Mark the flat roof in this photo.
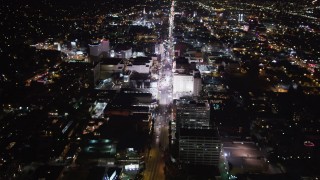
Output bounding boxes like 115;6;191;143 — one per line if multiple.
33;165;64;180
180;128;220;138
86;167;106;180
100;58;123;65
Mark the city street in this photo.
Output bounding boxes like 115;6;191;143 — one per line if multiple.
159;62;173;105
144;107;170;180
144;1;175;177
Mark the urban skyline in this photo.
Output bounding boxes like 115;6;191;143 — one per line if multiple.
0;0;320;179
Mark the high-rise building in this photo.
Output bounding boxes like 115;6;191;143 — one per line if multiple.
175;98;221;166
176;99;211;129
179;128;221;166
173;74;202;98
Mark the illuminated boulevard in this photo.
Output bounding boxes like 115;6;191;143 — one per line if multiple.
143;54;172;180
143;32;173;180
143;106;170;180
144;1;175;179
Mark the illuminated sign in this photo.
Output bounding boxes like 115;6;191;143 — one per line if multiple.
124;164;139;171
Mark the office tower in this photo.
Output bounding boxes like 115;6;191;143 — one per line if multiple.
175;98;221;166
176;99;211;129
179;128;221;166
